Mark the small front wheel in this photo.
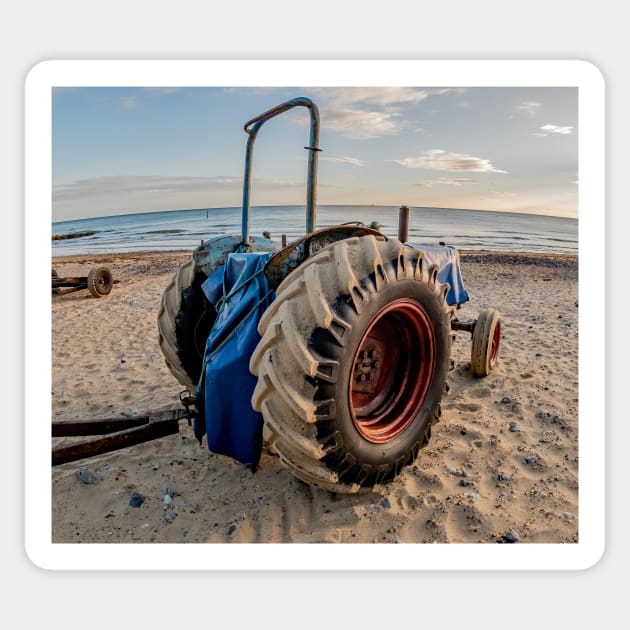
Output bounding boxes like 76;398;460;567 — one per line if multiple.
470;308;501;376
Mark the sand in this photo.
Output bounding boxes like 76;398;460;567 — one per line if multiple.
51;248;578;544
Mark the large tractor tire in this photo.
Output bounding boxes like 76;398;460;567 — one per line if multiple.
250;235;452;494
470;308;501;377
157;258;216;390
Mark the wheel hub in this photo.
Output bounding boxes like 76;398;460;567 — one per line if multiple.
349;299;436;444
353;345;383;392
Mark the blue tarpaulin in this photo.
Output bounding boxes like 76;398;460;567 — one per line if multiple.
193;252;274;470
192;243;468;471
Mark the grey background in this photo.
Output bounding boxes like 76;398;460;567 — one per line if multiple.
5;1;625;627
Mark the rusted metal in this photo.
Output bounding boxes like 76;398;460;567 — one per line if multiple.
451;318;476;334
52;408;192;466
242;97;321;245
52;275;87;288
264;225;386;290
52;266;118;298
349;299;436;444
192;234;279;279
398;205;410;243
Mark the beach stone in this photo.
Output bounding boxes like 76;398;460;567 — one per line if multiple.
509;422;519;432
365;503;375;513
524;456;537;465
129;491;145;508
381;497;392;509
76;467;99;485
227;524;237;536
120;410;135;418
499;530;520;543
501;396;512;404
535;352;543;357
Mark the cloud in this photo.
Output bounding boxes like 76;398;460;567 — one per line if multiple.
389;149;507;173
487;190;517;198
300;87;468;139
52;175;319;203
320;156;366;166
321;108;404;139
515;101;542;116
540;124;573;135
414;177;477;188
310;87;465;108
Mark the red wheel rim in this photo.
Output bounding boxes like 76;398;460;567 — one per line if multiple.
489;321;500;365
349;299;436;444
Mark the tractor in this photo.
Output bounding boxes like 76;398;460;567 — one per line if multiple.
156;97;501;494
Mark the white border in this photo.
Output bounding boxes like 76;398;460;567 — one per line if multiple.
25;59;605;571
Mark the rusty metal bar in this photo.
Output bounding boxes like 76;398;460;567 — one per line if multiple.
451;319;476;334
398;205;410;243
52;275;87;287
52;409;190;466
242;97;321;245
52;277;120;292
53;416;152;437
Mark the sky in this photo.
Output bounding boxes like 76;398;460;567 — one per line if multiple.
51;86;578;222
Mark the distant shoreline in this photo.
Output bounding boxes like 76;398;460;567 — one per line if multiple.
51;248;578;268
53;204;579;225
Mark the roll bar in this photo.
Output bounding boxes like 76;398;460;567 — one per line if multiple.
241;97;321;245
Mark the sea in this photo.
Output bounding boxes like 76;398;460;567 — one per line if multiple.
52;205;578;257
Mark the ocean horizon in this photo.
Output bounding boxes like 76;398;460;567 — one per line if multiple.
52;204;578;257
